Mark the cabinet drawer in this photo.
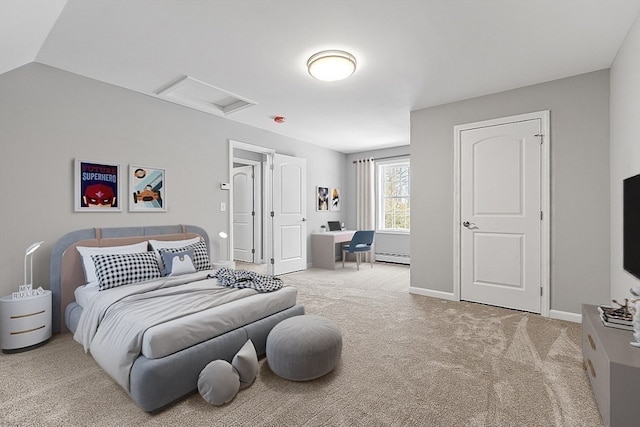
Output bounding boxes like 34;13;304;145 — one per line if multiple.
2;301;49;318
6;310;49;334
582;317;611;424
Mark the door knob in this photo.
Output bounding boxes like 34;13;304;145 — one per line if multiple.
302;218;307;222
462;221;475;228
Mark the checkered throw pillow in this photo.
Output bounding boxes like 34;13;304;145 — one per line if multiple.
91;251;162;291
158;240;212;272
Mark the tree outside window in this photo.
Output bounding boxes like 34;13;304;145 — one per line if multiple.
377;160;410;231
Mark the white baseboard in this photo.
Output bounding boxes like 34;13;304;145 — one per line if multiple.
409;289;583;323
549;309;582;323
409;286;456;301
375;253;410;265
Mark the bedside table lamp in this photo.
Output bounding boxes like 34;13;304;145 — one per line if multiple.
1;240;51;353
213;231;235;270
218;232;228;262
24;241;43;286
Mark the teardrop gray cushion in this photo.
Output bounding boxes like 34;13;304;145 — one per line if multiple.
232;339;258;389
198;360;240;405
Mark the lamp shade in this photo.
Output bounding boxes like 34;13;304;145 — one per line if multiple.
25;241;43;256
24;241;44;286
218;231;228;262
307;50;357;82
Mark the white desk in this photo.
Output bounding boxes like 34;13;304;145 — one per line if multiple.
311;230;356;270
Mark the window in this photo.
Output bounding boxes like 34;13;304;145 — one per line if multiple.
377;159;410;232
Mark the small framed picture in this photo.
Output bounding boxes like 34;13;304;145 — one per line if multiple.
317;186;329;211
75;159;121;212
330;187;341;211
129;165;166;212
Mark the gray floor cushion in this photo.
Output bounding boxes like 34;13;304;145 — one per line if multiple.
266;314;342;381
198;360;239;405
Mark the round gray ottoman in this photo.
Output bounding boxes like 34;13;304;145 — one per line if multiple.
266;315;342;381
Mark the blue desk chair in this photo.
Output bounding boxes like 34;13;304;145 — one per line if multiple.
342;230;375;270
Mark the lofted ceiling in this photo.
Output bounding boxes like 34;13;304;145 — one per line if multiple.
1;0;639;153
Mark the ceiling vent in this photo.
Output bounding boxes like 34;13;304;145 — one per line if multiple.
156;76;256;116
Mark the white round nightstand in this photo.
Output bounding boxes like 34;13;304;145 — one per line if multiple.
0;290;52;353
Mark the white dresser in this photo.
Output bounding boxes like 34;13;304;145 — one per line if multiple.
0;290;52;353
582;304;640;426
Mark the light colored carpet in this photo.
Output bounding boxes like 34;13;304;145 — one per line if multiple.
0;262;602;426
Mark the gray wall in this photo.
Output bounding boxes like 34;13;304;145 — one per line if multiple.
0;63;345;298
610;13;640;301
410;70;610;315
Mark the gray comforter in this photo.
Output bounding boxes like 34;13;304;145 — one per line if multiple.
74;271;257;392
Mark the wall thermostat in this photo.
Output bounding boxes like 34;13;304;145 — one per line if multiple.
220;183;230;190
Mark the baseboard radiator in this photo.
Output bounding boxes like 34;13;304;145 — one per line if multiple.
374;251;410;265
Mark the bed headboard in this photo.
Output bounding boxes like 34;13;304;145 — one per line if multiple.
50;224;209;333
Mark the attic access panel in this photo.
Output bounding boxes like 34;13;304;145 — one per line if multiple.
157;76;256;116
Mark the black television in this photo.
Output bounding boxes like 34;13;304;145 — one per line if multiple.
623;173;640;279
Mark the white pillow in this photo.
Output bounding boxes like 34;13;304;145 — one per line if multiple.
149;237;202;250
150;236;203;269
77;241;149;288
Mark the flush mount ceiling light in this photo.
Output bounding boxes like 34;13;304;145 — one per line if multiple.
307;50;357;82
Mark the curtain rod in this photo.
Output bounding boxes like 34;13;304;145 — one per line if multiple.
352;154;409;164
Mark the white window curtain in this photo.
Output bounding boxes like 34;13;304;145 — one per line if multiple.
355;158;375;230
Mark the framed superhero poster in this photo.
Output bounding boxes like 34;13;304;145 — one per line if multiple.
129;165;166;212
74;159;121;212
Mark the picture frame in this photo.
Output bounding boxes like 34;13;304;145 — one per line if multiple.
317;186;329;211
75;159;121;212
129;165;166;212
330;187;341;211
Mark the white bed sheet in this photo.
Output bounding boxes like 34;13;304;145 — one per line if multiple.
141;286;297;359
74;285;100;309
75;279;297;360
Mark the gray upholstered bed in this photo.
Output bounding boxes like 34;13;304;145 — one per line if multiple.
50;224;304;412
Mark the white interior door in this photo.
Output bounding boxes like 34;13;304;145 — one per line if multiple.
233;165;254;263
272;153;307;275
460;118;542;313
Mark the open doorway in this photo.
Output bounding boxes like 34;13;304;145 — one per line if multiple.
228;141;308;276
230;141;273;275
232;157;262;264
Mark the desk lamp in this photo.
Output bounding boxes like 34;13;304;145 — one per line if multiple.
24;241;44;286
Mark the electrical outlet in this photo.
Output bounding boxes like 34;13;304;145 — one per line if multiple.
220;202;226;211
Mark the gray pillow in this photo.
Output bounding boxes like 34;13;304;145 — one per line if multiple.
232;339;258;389
198;360;240;405
160;248;196;276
